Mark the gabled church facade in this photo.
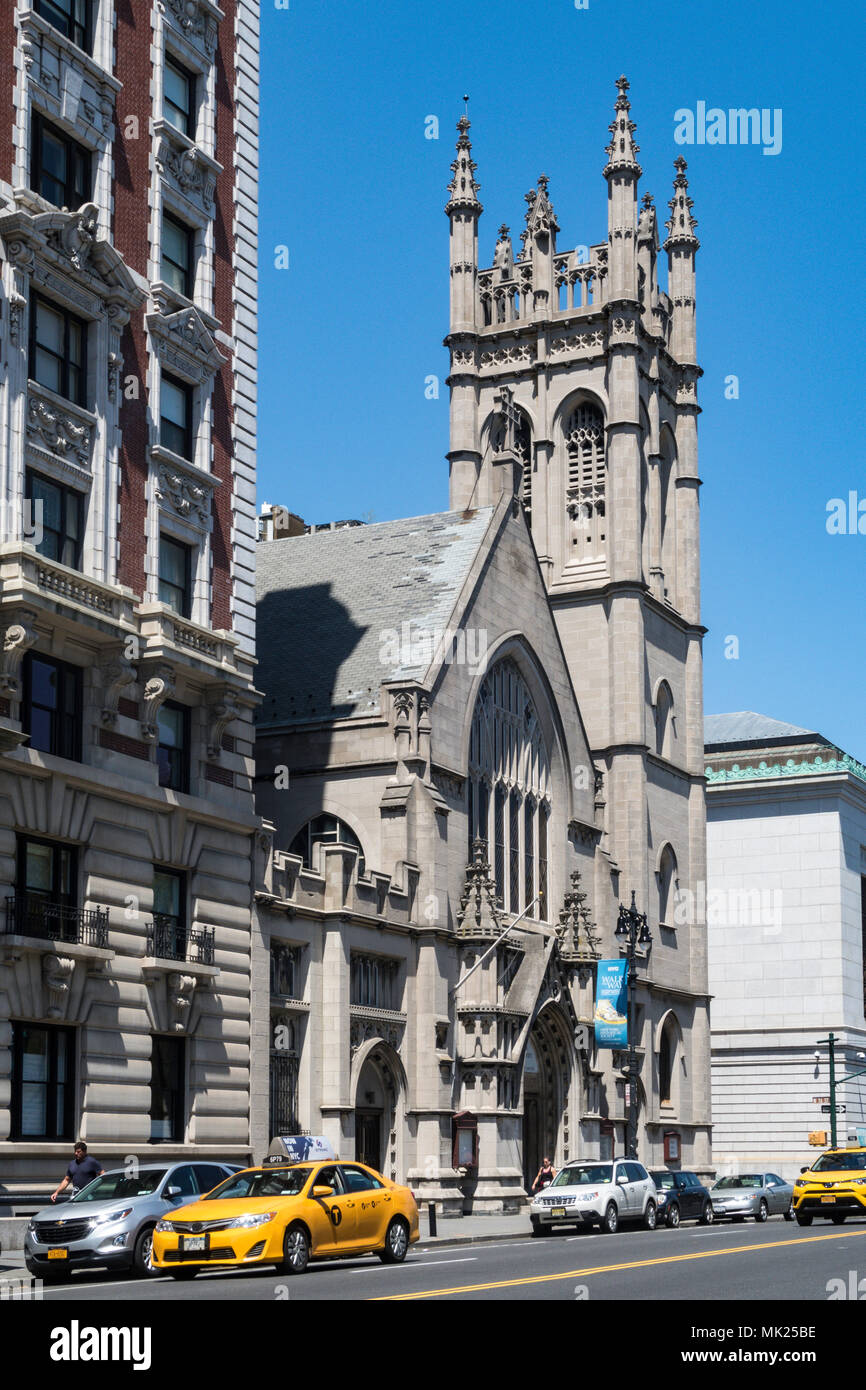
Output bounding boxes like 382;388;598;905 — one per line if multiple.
252;79;712;1211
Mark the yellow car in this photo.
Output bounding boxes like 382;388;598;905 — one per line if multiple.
151;1159;419;1277
793;1146;866;1226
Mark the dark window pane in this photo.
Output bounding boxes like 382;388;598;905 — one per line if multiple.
164;61;193;135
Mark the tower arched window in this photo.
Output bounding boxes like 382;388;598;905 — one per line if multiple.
467;658;551;919
565;401;606;562
289;815;365;877
659;1015;678;1106
654;681;674;759
658;844;678;927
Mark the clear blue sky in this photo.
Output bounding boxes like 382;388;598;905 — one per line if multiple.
257;0;866;760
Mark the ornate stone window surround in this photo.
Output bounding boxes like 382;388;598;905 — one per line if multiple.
0;205;143;582
15;4;120;239
157;0;223;69
155;7;220;163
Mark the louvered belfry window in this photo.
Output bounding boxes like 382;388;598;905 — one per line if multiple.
467;659;551;920
565;402;606;560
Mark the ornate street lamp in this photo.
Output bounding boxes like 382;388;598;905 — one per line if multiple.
615;891;652;1159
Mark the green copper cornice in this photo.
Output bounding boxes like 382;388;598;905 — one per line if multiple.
705;752;866;788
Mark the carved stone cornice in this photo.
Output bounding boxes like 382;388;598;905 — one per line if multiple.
154;121;221;215
0;206;144;323
158;0;223;58
153;451;216;528
140;663;177;742
18;9;120;145
27;385;95;472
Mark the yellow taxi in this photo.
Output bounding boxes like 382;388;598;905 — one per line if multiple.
793;1145;866;1226
151;1159;419;1277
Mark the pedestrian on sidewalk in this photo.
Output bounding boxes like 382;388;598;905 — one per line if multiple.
531;1157;556;1193
50;1141;103;1203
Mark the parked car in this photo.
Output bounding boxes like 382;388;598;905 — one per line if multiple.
24;1161;238;1282
151;1160;420;1277
530;1159;658;1235
793;1145;866;1225
650;1170;714;1227
710;1173;794;1223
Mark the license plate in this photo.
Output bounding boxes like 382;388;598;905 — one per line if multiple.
47;1248;68;1260
821;1195;835;1204
550;1206;566;1216
180;1235;208;1252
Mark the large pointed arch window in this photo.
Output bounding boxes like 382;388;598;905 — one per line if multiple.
467;659;551;919
565;401;606;561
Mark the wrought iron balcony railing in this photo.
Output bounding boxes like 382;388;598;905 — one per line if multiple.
146;914;215;966
5;896;108;947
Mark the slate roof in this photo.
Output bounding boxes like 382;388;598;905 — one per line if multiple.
704;711;819;749
255;508;494;728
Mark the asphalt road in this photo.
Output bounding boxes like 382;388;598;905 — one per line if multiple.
17;1215;866;1302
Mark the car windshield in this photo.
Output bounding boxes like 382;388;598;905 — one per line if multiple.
70;1170;168;1202
810;1152;866;1172
651;1172;675;1190
714;1175;763;1189
552;1164;613;1187
203;1167;313;1200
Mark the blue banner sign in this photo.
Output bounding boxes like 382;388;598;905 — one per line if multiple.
594;960;628;1048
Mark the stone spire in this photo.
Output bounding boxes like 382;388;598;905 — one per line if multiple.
603;75;642;178
456;838;503;940
521;174;559;317
663;156;699;250
445;115;483;216
556;870;601;965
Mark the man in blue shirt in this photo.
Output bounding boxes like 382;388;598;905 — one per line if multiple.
51;1141;104;1202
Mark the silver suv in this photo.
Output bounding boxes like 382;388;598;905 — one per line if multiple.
25;1161;238;1281
530;1159;658;1235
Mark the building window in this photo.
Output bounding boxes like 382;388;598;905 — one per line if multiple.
16;834;77;927
269;1018;299;1136
153;867;185;932
350;954;399;1011
22;653;82;761
158;534;192;617
658;845;678;927
655;681;674;759
31;115;92;209
161;213;194;298
29;295;87;407
156;702;189;793
150;1037;185;1142
659;1017;677;1105
289;815;365;876
35;0;92;53
160;374;193;460
26;471;83;570
164;57;196;136
467;658;552;920
565;401;606;561
11;1022;75;1141
270;942;300;998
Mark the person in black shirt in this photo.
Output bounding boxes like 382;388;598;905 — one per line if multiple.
51;1141;104;1202
531;1157;556;1193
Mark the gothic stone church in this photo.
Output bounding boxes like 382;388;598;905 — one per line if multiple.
252;79;711;1211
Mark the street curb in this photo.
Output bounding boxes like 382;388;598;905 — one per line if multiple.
415;1231;533;1252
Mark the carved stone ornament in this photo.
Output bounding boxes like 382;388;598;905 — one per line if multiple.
206;687;241;757
46;203;98;272
456;839;504;941
27;391;92;465
147;305;227;382
0;612;39;700
160;0;220;54
169;972;197;1032
141;664;177;741
155;462;211;525
99;648;138;726
556;869;601;965
8;293;27;344
43;953;75;1020
155;136;217;208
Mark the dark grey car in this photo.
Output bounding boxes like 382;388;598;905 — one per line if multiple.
710;1172;795;1223
25;1161;238;1281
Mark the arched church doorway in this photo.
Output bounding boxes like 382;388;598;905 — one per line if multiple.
351;1041;406;1180
521;1005;574;1191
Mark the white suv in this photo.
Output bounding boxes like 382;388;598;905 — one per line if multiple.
530;1160;658;1235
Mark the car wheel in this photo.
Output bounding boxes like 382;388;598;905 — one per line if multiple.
283;1223;310;1276
601;1202;618;1235
700;1201;714;1226
783;1201;795;1222
132;1226;157;1277
755;1200;769;1224
643;1200;657;1231
795;1211;813;1227
379;1217;410;1264
168;1266;199;1280
831;1214;847;1225
665;1202;681;1229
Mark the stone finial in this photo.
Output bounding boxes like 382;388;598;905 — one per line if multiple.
555;869;601;964
663;157;699;250
456;838;502;939
446;115;483;216
604;74;641;178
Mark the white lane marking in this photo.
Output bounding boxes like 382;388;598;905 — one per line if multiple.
352;1256;477;1274
43;1276;173;1295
